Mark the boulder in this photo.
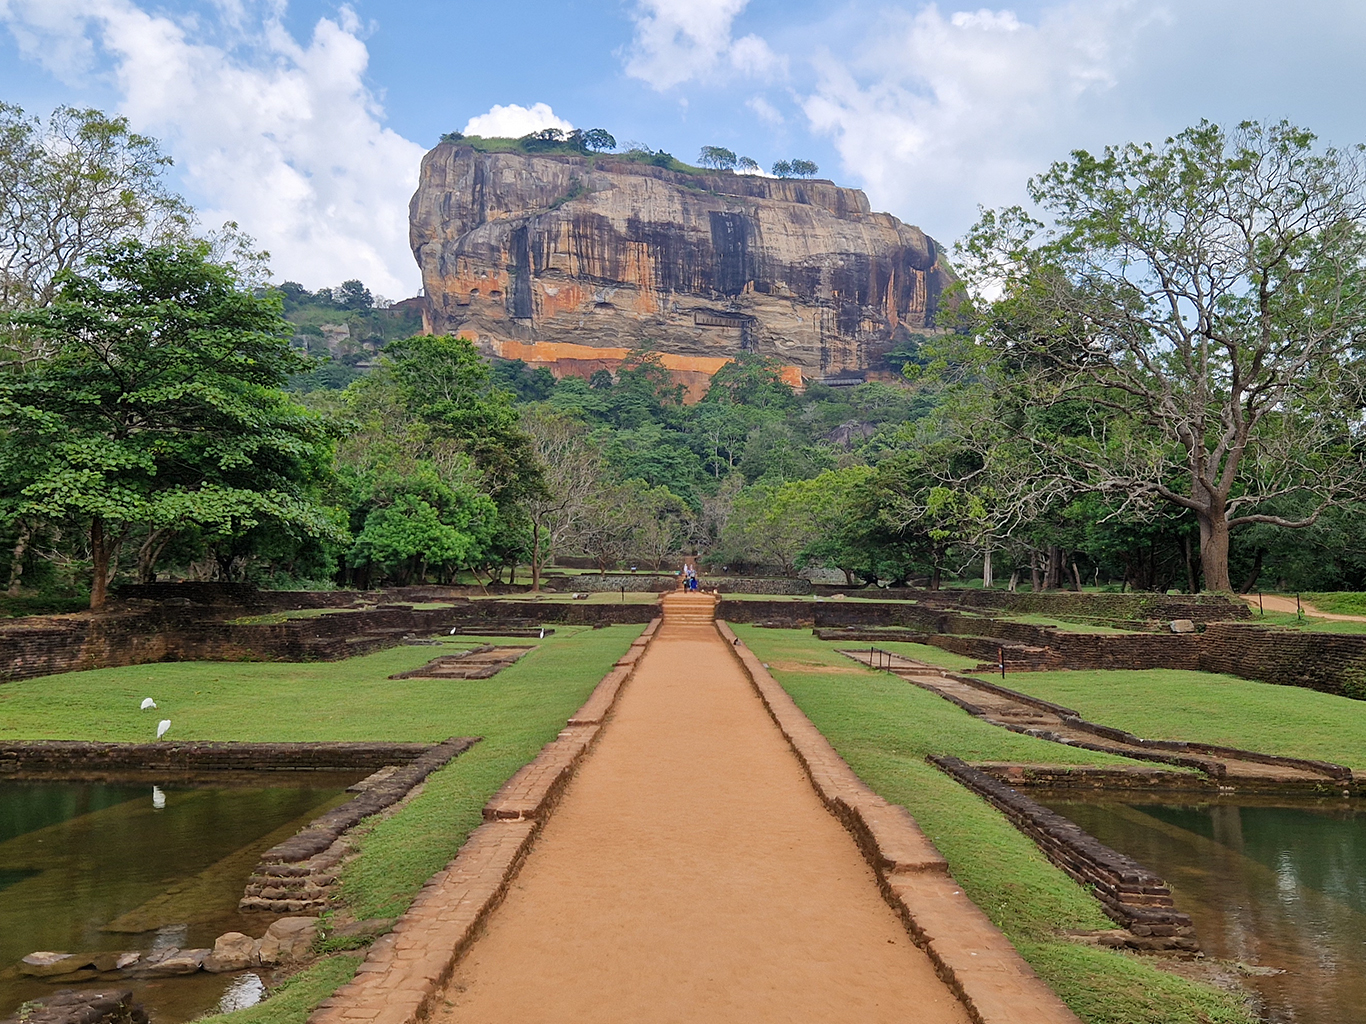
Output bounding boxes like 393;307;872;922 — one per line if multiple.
1169;619;1197;633
255;917;319;965
203;932;256;973
19;952;80;977
135;949;208;976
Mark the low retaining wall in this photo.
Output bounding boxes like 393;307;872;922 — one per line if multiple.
241;737;479;914
0;740;436;777
930;757;1197;951
717;620;1084;1024
307;619;661;1024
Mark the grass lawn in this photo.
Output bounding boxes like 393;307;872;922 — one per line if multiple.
735;626;1256;1024
2;625;640;1024
1239;608;1366;633
999;613;1140;635
1304;592;1366;615
832;638;985;672
983;667;1366;773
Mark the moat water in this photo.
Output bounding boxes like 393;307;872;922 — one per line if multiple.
0;775;357;1023
1038;792;1366;1024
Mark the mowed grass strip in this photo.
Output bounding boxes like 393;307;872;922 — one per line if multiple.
981;666;1366;773
4;625;641;1024
734;626;1256;1024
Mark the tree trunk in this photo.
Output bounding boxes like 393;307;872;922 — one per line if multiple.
1007;569;1019;592
1183;533;1199;594
530;520;542;593
1044;545;1061;589
90;518;110;609
1030;550;1041;592
982;543;993;589
1239;549;1265;594
1197;509;1233;593
7;522;30;597
1070;559;1083;592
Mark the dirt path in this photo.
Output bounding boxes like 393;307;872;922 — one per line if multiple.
1241;593;1366;622
434;602;972;1023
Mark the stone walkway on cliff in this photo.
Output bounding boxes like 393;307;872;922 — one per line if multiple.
433;593;974;1023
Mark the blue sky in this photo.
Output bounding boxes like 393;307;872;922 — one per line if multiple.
3;0;1366;296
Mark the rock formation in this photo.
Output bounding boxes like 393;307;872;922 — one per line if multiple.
408;144;952;396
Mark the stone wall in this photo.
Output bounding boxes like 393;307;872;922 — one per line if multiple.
0;599;660;683
931;756;1197;951
0;740;436;776
1199;623;1366;699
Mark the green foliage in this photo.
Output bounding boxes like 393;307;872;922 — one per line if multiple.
0;242;344;604
698;146;738;170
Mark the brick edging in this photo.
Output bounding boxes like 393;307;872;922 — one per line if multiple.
716;620;1083;1024
308;618;661;1024
930;757;1197;952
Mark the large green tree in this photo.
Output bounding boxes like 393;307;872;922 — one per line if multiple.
0;242;342;607
960;120;1366;591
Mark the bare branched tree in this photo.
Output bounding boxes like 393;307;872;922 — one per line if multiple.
959;120;1366;591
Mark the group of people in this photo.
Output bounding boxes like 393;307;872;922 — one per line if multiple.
681;564;701;591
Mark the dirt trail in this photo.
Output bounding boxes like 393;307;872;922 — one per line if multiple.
435;598;972;1024
1241;593;1366;622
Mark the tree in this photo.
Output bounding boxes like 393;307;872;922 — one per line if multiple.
703;353;796;411
737;157;760;173
336;279;373;311
568;128;616;153
789;159;819;178
771;160;792;178
347;466;496;585
959;120;1366;592
698;146;738;170
522;409;602;590
0;242;343;607
0;104;191;349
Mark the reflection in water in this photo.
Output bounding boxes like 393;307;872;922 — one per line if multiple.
217;971;265;1013
1039;794;1366;1024
0;776;356;1024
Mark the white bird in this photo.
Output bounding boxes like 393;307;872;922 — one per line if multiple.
156;719;171;739
538;628;545;639
140;697;157;710
449;627;457;635
151;786;166;810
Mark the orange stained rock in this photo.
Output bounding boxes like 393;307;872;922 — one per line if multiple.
434;611;973;1024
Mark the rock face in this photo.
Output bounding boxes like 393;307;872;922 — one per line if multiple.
409;145;953;395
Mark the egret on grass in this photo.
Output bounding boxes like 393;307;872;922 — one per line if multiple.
140;697;157;710
157;719;171;739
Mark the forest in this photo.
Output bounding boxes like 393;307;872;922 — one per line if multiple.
2;105;1364;609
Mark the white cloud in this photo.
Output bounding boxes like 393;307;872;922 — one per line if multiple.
0;0;426;296
462;102;573;139
623;0;785;90
746;95;784;125
802;2;1160;241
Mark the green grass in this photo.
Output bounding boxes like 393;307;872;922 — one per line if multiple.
1304;591;1366;615
834;638;984;672
1;625;640;1024
1000;613;1140;635
1241;609;1366;633
196;955;363;1024
983;667;1366;773
736;626;1256;1024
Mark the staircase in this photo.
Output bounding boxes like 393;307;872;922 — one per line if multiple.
659;591;720;626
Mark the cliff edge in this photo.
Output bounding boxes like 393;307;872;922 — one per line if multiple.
409;144;952;394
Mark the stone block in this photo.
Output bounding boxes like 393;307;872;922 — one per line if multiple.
19;952;80;977
1170;619;1196;633
204;932;256;972
257;917;319;965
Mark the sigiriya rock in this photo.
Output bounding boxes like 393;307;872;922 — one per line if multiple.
408;143;953;396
